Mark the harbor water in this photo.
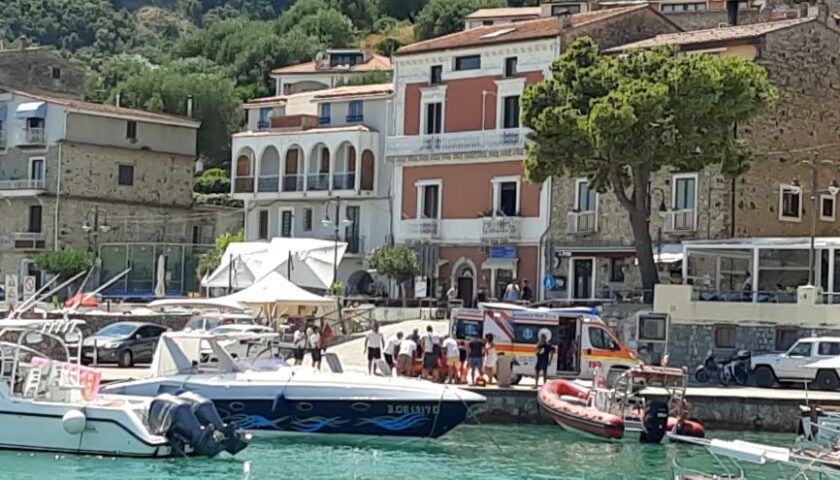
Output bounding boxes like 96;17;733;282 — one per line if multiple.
0;426;800;480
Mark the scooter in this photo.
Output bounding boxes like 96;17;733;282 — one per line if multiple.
694;350;751;386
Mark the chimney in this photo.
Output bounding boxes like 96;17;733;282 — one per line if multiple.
817;0;830;23
558;9;573;28
726;0;739;25
186;95;194;118
115;92;121;108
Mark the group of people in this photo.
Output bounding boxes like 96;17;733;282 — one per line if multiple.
291;325;324;370
364;322;501;386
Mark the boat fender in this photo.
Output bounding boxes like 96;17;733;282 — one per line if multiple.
62;409;86;435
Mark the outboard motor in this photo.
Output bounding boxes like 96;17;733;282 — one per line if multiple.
178;391;249;455
639;400;669;444
148;393;249;457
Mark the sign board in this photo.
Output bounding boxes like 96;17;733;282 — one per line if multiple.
414;276;428;298
543;275;557;291
4;274;18;305
489;246;518;259
22;276;37;298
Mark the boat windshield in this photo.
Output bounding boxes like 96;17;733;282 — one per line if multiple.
97;323;137;337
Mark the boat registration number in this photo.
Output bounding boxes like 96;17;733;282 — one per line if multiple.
387;405;440;415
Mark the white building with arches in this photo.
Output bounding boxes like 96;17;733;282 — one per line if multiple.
231;84;395;294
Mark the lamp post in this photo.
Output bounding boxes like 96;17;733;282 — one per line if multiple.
649;187;669;262
81;206;111;260
793;153;840;285
322;196;352;293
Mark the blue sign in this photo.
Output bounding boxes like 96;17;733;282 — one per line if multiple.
543;275;557;290
522;328;535;341
489;246;517;259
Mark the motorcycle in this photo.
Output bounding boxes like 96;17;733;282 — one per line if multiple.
694;350;751;386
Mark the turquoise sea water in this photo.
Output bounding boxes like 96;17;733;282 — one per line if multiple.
0;426;801;480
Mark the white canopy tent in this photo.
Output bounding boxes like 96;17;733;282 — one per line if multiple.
201;238;347;291
219;272;336;318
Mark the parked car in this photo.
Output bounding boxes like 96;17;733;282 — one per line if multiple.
82;322;169;367
751;337;840;390
182;314;255;332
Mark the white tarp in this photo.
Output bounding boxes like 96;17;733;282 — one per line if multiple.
147;297;249;313
201;237;347;291
222;272;335;309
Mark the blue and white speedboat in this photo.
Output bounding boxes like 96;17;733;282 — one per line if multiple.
101;332;486;438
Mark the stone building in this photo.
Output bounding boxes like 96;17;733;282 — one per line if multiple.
0;88;241;299
0;46;85;97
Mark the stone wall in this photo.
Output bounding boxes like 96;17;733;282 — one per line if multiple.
0;47;84;97
663;9;762;31
566;7;683;50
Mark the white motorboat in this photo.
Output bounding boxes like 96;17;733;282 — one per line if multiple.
102;332;486;438
0;323;249;458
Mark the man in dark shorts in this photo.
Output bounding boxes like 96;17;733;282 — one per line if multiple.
421;325;439;380
364;322;385;375
468;336;485;385
535;333;554;389
309;326;323;370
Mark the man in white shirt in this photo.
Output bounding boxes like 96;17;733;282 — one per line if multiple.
442;336;461;384
397;336;417;376
421;325;440;380
364;322;385;375
292;327;307;365
384;331;403;372
309;326;322;370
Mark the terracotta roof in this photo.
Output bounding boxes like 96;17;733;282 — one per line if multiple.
396;5;652;55
311;83;393;100
4;87;200;128
466;7;541;19
244;95;287;106
604;17;813;51
271;52;392;75
233;125;372;138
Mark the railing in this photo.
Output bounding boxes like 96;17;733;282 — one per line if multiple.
386;128;527;157
319;116;331;126
694;289;798;304
567;211;597;234
24;127;45;145
405;218;440;239
307;173;329;191
233;177;254;193
666;209;696;233
283;174;304;192
346;114;364;123
481;216;521;241
257;120;270;130
0;179;45;190
332;172;356;190
11;232;46;250
257;175;279;192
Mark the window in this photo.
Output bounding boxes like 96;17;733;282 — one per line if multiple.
257;210;269;240
303;208;313;232
714;325;736;349
455;318;484;340
482;20;494;26
454;55;481;71
576;179;597;212
319;103;331;125
673;174;697;211
776;328;800;352
821;194;835;221
425;102;443;134
347;101;363;122
51;67;61;80
494;180;519;217
430;65;443;85
28;205;42;233
638;315;667;341
29;157;44;181
502;95;520;129
280;210;293;237
779;184;802;221
27;117;44;130
126;120;137;141
610;258;626;283
819;342;840;356
418;183;440;219
504;57;518;77
588;327;619;350
514;323;557;345
192;225;200;244
787;340;812;357
258;107;271;129
329;53;364;67
118;165;134;186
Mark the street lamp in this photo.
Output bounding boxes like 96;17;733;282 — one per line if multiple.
794;154;839;285
81;206;111;259
322;197;352;293
649;187;669;262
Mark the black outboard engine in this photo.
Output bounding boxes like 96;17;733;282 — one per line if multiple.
178;391;249;455
148;393;250;457
639;400;669;443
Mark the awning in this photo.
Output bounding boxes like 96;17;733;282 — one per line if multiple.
481;258;518;270
16;102;46;119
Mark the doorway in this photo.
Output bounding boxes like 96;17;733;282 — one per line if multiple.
556;316;580;375
571;258;594;299
455;264;475;307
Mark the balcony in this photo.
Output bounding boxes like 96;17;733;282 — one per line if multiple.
233;177;254;193
405;218;441;240
0;179;45;191
346;114;364;123
481;216;521;242
11;232;46;251
307;173;329;191
568;211;597;235
269;115;320;130
387;128;526;157
332;172;356;190
283;174;304;192
665;209;696;233
23;127;45;146
257;175;279;192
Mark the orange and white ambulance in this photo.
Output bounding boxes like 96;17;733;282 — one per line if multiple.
451;303;640;383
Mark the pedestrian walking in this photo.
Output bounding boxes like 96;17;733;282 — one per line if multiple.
364;322;385;375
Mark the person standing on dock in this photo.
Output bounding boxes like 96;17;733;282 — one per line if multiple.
468;336;485;385
365;322;385;375
484;334;497;385
397;335;417;376
535;333;554;389
421;325;440;380
293;326;307;366
309;326;323;370
384;331;402;373
443;335;460;384
521;280;533;303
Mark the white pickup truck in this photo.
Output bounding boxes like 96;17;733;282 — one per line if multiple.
751;337;840;390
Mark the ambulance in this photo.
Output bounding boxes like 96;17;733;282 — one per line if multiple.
451;303;640;384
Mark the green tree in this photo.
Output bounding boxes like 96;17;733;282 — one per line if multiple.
369;246;419;306
381;0;427;21
290;8;355;49
330;0;379;31
194;167;231;194
522;37;777;295
375;37;404;56
34;250;94;278
415;0;505;40
199;229;245;276
84;54;154;103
